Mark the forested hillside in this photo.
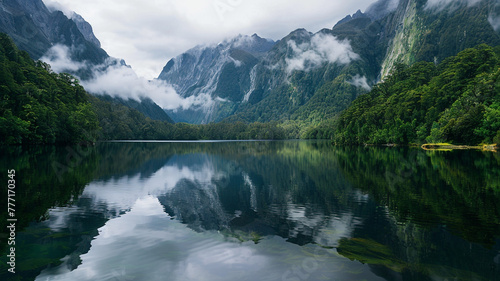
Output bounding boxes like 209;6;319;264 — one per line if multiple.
3;0;500;145
91;92;286;141
330;44;500;145
0;32;286;144
0;34;100;145
163;0;500;133
0;0;109;77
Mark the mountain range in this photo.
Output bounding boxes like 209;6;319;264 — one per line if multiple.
0;0;173;123
1;0;500;140
0;0;107;69
159;34;276;123
159;0;500;126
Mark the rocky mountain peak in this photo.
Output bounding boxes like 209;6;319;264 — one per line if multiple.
365;0;402;20
71;12;101;48
0;0;108;65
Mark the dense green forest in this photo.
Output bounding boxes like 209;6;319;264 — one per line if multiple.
0;34;100;145
0;33;285;144
90;94;286;141
307;44;500;145
2;31;499;145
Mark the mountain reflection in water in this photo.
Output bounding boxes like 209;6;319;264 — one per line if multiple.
0;141;499;281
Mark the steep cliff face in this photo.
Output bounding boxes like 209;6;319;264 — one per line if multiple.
0;0;52;58
157;0;500;126
0;0;108;64
0;0;175;122
379;0;421;78
71;13;101;49
381;0;500;78
158;34;276;124
226;18;383;124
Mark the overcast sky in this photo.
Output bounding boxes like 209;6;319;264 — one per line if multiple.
42;0;377;79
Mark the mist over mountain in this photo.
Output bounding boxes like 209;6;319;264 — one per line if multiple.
0;0;181;122
158;0;500;127
158;34;276;123
0;0;107;67
1;0;499;137
365;0;399;20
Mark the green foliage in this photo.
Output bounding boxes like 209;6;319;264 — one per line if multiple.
0;33;285;143
0;34;100;145
415;0;500;64
334;44;500;145
90;94;287;141
225;33;373;128
95;95;174;123
292;74;366;124
0;110;31;144
335;146;500;246
337;238;406;272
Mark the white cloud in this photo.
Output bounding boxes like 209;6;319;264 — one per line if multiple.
365;0;400;19
42;0;75;19
82;61;179;110
231;58;243;67
285;33;359;73
348;74;371;91
83;62;218;111
41;45;216;111
41;0;376;79
490;15;500;31
424;0;481;12
385;0;399;11
490;7;500;32
40;44;85;73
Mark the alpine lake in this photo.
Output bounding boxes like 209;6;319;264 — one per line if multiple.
1;140;499;281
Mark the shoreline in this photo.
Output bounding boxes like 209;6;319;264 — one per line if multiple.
421;143;498;152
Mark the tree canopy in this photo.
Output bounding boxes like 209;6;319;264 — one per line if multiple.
331;44;500;145
0;33;99;145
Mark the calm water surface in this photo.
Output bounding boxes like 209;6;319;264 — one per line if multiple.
1;141;499;281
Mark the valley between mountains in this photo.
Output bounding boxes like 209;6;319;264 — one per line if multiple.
1;0;499;145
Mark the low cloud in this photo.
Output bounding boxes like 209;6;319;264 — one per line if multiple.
231;58;243;67
490;15;500;31
83;61;184;110
366;0;400;20
285;33;359;73
41;45;215;111
424;0;481;12
43;0;377;79
425;0;500;32
490;2;500;32
386;0;399;12
348;75;371;91
40;45;85;73
43;0;75;19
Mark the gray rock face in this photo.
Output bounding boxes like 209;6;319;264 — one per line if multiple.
0;0;107;64
0;0;175;123
158;34;276;124
157;0;500;125
72;12;101;49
